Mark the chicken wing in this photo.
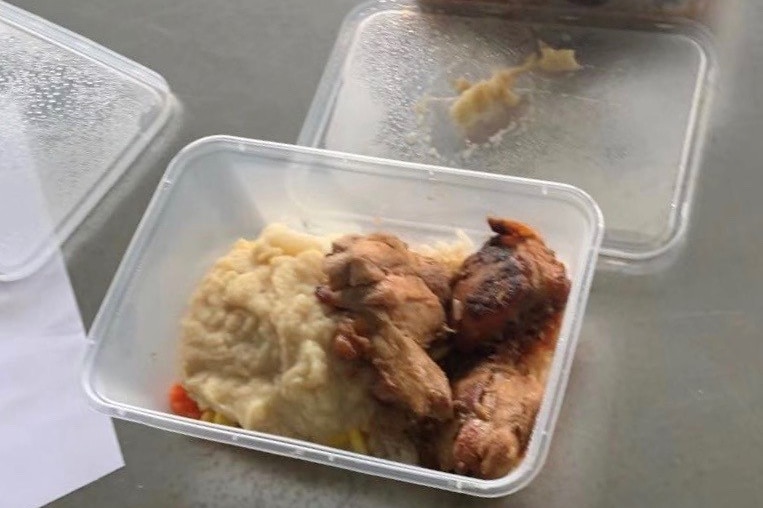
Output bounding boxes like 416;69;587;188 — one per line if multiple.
317;233;453;421
325;232;452;307
451;217;570;351
433;314;562;479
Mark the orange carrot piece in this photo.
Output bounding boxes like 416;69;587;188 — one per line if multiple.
168;383;201;419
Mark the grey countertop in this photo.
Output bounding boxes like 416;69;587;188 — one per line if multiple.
9;0;763;507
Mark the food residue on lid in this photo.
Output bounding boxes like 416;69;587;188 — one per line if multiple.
449;41;581;137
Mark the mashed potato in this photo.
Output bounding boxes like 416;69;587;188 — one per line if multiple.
179;224;376;444
413;231;474;277
450;43;581;133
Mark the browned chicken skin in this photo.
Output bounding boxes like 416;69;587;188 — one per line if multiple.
325;233;452;307
434;316;562;479
316;233;453;421
433;219;570;479
318;220;570;478
439;360;543;479
451;217;570;351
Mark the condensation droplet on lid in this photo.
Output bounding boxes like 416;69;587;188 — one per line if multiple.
0;17;166;250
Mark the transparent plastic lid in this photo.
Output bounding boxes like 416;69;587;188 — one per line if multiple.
0;1;173;281
299;0;715;267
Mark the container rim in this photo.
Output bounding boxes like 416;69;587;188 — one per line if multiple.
0;1;168;89
82;135;604;497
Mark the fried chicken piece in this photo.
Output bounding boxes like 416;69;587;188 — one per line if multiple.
325;233;452;308
317;279;452;422
317;233;453;421
451;217;570;351
434;315;562;479
441;362;542;479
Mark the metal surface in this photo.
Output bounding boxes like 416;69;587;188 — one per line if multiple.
8;0;761;507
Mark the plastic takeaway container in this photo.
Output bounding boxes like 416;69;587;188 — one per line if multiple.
83;136;603;497
298;0;715;271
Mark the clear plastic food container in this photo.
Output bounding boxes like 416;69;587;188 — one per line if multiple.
83;136;603;497
298;0;715;270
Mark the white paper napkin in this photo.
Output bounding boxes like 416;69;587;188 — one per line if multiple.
0;101;124;508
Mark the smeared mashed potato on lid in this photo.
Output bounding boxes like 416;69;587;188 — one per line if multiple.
449;42;581;133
